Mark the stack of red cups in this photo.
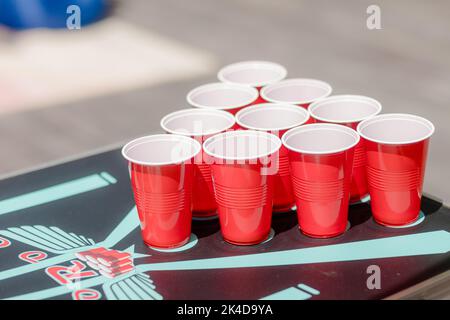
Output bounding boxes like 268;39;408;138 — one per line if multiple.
308;95;382;204
357;114;434;226
160;108;236;219
122;135;201;248
235;103;310;212
282;124;360;237
217;61;287;105
121;60;435;248
203;130;281;244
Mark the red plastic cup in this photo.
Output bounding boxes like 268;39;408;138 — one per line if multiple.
186;82;259;115
282;124;360;238
160;108;235;218
260;78;332;109
217;61;287;104
203;130;281;245
357;114;435;226
122;134;201;248
308;95;382;203
235;103;310;212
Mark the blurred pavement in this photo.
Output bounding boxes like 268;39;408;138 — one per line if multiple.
0;0;449;204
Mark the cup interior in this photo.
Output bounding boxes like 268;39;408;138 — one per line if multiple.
261;79;332;105
218;61;287;87
282;124;360;154
187;83;258;110
309;95;382;123
203;130;281;161
161;109;235;136
236;103;310;131
357;114;435;145
122;134;201;166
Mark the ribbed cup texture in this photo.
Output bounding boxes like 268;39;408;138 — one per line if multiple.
291;175;347;201
214;183;268;209
367;166;420;191
196;163;212;183
278;155;291;177
133;188;190;214
353;144;366;168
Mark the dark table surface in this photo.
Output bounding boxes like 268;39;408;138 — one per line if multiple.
0;149;449;300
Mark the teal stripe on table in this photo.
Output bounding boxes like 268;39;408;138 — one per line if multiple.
136;230;450;272
260;287;312;300
0;172;117;216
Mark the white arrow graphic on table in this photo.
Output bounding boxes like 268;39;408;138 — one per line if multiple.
5;230;450;300
0;172;144;282
0;206;141;282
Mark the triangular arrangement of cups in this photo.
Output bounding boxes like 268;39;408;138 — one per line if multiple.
122;61;435;248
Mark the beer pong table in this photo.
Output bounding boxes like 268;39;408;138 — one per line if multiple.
0;148;449;300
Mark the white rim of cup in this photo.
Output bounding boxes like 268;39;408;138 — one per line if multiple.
203;130;282;161
357;113;435;145
282;123;360;155
217;60;287;88
186;82;259;110
308;95;382;124
235;103;310;131
160;108;236;137
260;78;333;105
122;134;202;166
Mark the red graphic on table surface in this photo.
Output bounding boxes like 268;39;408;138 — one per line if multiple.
0;236;11;248
19;251;48;264
46;260;98;285
75;247;134;279
72;289;102;300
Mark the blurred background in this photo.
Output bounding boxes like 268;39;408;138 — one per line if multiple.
0;0;449;204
